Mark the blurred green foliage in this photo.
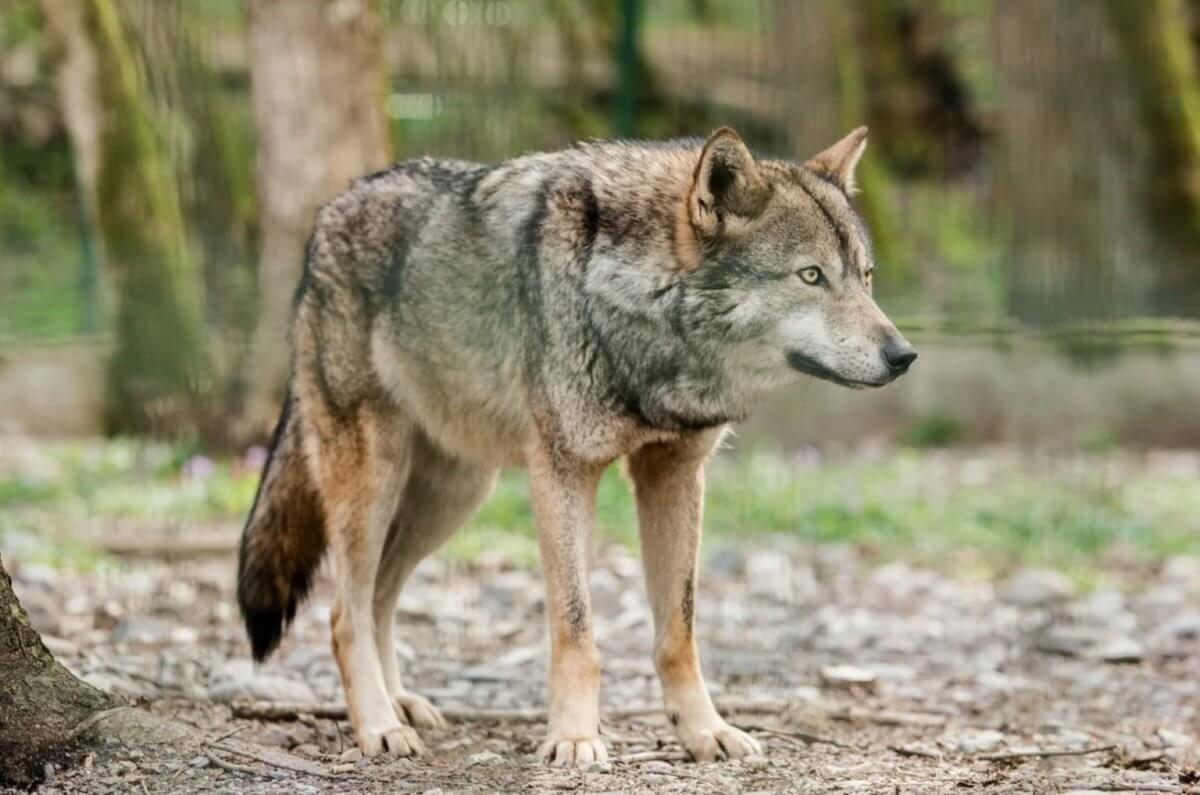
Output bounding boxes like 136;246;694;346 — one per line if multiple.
3;441;1196;578
902;410;966;448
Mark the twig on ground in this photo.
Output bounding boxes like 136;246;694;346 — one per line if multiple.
205;751;277;779
889;744;943;759
607;705;665;720
231;701;346;721
231;700;549;723
208;725;246;745
977;744;1117;761
1085;784;1180;793
744;724;851;749
232;695;792;724
616;750;692;765
828;707;947;727
207;741;334;779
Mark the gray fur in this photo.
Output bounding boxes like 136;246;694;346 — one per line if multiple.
298;133;911;466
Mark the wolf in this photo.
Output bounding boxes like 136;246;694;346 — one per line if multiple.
237;126;916;767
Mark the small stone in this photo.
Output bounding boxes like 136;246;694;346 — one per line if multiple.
1158;729;1195;748
1161;612;1200;639
999;568;1073;607
586;761;612;774
41;635;80;658
466;751;504;767
1036;625;1101;657
208;659;317;704
746;553;819;604
338;747;363;763
1162;556;1200;584
744;754;769;771
330;763;356;775
943;729;1006;754
254;726;294;748
1092;637;1144;663
293;744;322;759
188;756;210;769
642;760;674;774
643;773;672;786
111;616;175;645
820;664;878;688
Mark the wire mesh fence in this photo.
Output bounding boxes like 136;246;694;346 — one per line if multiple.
2;0;1200;438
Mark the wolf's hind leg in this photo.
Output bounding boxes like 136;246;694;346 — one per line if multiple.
628;432;763;763
374;432;497;730
319;408;425;758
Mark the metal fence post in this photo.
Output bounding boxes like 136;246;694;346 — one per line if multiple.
615;0;640;138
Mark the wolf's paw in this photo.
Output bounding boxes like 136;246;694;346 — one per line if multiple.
357;723;427;757
677;721;762;762
393;691;447;730
536;736;609;768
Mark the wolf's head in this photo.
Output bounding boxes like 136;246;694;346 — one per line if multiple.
676;126;916;392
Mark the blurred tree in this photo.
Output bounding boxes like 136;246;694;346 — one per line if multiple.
1106;0;1200;301
0;556;112;786
40;0;209;433
774;0;903;281
991;0;1159;322
123;0;262;442
856;0;983;180
238;0;392;441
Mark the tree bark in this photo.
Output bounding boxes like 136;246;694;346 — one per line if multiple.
41;0;211;433
238;0;391;441
0;555;112;787
1105;0;1200;284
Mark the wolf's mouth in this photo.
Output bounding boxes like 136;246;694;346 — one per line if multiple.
785;351;887;389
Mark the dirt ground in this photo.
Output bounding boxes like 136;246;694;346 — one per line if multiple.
9;539;1200;794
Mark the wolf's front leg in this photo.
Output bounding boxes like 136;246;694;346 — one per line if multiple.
629;435;763;762
529;444;609;768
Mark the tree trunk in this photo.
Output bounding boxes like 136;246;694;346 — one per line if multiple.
0;555;112;787
1105;0;1200;305
773;0;902;278
237;0;391;441
41;0;211;434
991;0;1160;322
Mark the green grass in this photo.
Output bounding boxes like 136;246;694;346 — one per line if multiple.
2;440;1197;577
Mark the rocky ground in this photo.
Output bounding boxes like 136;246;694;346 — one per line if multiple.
8;539;1200;794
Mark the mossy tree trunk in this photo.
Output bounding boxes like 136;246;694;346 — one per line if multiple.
1105;0;1200;307
42;0;210;434
90;0;209;433
237;0;391;441
121;0;262;444
0;556;112;788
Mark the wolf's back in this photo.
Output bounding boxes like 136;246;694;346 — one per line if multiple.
237;390;327;661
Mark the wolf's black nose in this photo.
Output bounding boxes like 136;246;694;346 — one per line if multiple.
883;340;918;373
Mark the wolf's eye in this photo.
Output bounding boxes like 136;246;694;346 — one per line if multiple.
798;266;823;286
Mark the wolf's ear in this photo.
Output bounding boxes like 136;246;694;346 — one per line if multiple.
688;127;772;239
804;126;868;194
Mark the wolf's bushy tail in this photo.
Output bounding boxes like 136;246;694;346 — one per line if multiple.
237;390;327;661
